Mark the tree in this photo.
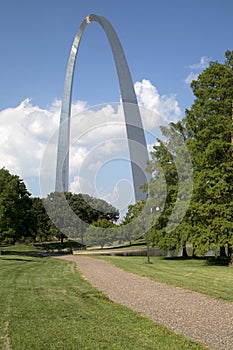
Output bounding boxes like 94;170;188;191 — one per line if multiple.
184;51;233;265
85;219;116;248
43;192;119;244
130;51;233;264
69;193;119;224
31;197;52;242
0;168;35;244
147;121;192;257
121;201;146;245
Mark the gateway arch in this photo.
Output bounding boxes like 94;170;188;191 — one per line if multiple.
55;14;151;201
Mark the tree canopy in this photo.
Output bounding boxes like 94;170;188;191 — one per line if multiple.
0;168;35;244
43;191;119;244
147;50;233;265
0;168;119;246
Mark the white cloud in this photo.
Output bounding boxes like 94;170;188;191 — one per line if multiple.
135;79;181;124
185;72;199;85
190;56;209;70
185;56;210;85
70;175;95;195
0;99;58;177
0;79;181;201
135;79;160;112
69;146;89;175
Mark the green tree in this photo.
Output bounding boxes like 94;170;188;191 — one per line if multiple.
85;219;116;248
43;192;80;244
121;201;146;245
147;121;192;257
31;197;52;242
69;193;119;224
43;192;119;244
0;168;35;244
184;50;233;265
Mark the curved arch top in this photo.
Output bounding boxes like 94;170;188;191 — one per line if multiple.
55;14;151;201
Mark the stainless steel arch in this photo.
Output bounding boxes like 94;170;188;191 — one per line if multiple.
55;14;151;201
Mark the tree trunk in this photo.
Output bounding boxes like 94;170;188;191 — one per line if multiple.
61;234;64;245
182;246;189;258
228;246;233;267
191;246;196;258
220;246;227;257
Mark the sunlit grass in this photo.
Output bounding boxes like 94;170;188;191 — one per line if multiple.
0;254;207;350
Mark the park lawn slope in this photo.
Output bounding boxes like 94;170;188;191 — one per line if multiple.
98;256;233;302
0;254;207;350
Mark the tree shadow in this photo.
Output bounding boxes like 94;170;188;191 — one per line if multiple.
0;256;38;262
34;241;85;250
163;256;193;261
205;257;228;266
0;250;44;258
162;256;229;266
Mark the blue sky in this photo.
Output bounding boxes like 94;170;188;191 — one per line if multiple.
1;0;233;211
1;0;233;111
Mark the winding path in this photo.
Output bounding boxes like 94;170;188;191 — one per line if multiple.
58;255;233;350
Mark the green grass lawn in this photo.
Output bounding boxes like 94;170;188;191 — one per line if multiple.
1;240;84;252
1;244;36;252
0;254;207;350
98;256;233;302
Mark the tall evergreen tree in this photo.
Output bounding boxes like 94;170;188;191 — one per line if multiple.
148;121;192;256
184;51;233;265
148;51;233;265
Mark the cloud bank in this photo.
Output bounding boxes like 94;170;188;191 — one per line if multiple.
0;79;181;210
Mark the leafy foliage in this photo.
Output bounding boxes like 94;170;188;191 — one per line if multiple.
85;218;117;248
0;168;35;244
147;50;233;264
31;197;52;242
43;191;119;244
0;168;119;245
185;51;233;260
121;201;146;244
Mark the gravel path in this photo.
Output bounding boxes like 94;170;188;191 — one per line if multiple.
59;255;233;350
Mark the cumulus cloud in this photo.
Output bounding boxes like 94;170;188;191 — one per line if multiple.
135;79;181;124
70;175;95;195
0;99;58;177
185;56;210;85
0;79;181;205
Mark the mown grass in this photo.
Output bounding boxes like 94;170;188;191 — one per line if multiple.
1;244;36;252
98;256;233;302
0;254;207;350
1;240;84;252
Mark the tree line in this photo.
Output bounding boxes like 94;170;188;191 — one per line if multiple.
0;167;145;249
0;167;119;246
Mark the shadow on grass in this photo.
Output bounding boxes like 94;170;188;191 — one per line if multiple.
0;256;38;262
34;241;85;250
1;250;76;259
162;256;229;266
205;257;228;266
1;250;44;258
